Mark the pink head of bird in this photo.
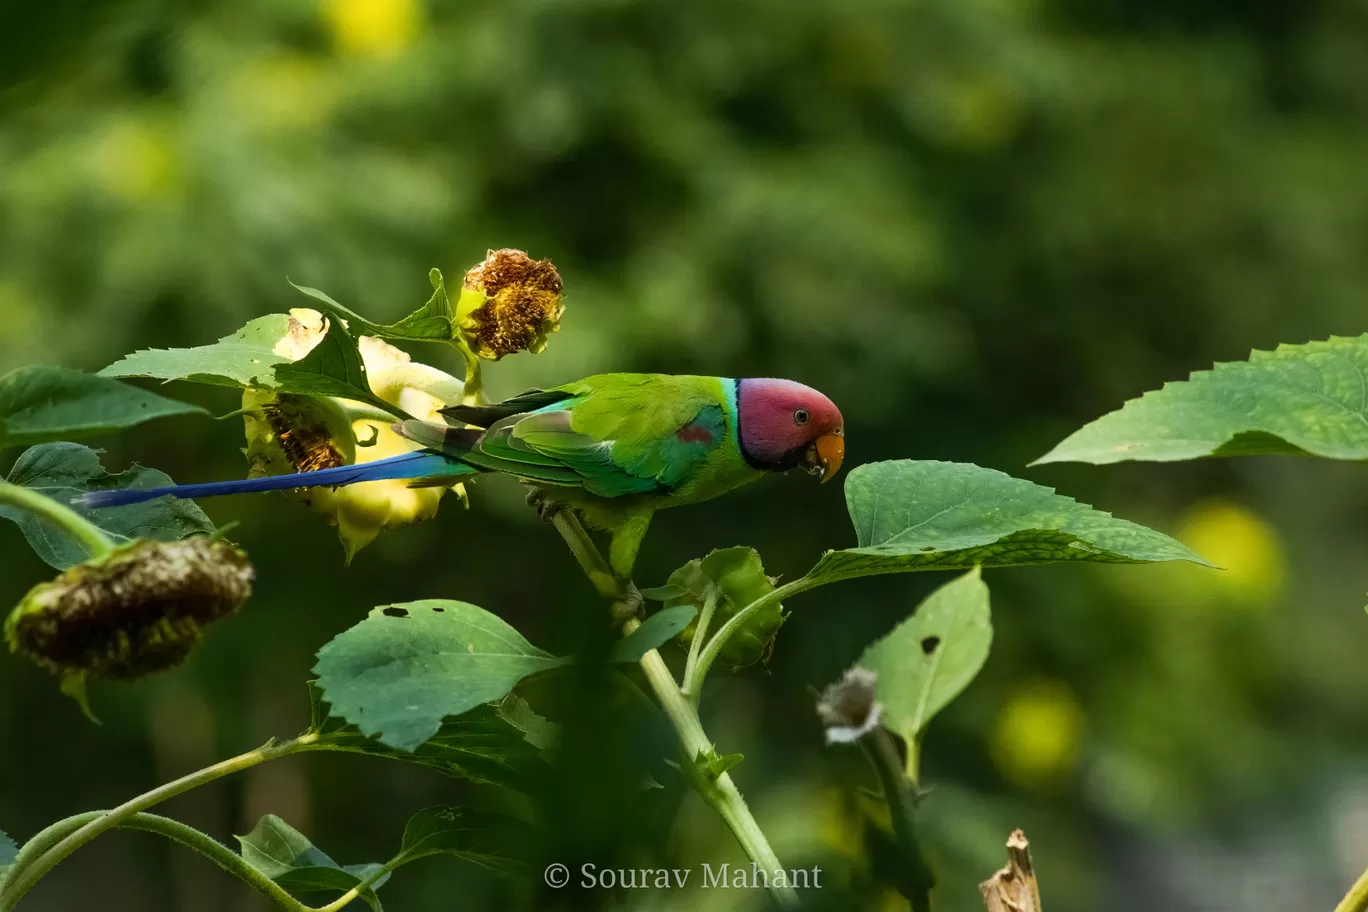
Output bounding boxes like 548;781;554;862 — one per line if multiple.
736;378;845;482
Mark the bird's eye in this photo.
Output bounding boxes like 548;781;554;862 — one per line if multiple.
794;408;811;426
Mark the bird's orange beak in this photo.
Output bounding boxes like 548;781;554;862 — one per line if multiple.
814;431;845;483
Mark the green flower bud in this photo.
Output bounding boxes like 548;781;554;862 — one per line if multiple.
665;547;786;670
456;249;564;360
5;538;253;681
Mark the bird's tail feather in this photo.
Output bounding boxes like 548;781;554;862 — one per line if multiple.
82;451;472;509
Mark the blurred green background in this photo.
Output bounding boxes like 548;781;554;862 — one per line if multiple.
4;0;1368;909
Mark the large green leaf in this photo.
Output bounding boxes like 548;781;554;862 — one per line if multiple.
804;460;1205;586
305;686;552;790
100;315;293;388
237;815;388;910
313;600;568;752
0;828;16;879
1035;334;1368;465
289;269;456;342
272;312;410;420
394;806;531;876
856;568;991;765
0;366;204;448
0;443;217;569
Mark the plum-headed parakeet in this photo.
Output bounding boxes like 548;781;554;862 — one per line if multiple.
86;374;845;577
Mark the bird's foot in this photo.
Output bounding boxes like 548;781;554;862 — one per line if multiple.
523;487;563;523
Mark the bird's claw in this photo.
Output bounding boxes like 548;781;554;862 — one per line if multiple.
523;488;563;523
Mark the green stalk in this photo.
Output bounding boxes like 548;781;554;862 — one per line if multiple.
861;728;934;912
550;520;798;909
681;588;718;706
0;734;318;911
1336;866;1368;912
692;576;821;692
0;482;115;560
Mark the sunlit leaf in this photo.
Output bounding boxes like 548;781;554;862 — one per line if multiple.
396;806;532;876
305;685;552;790
1035;334;1368;464
804;460;1205;586
856;568;991;761
313;600;568;752
272;313;410;420
611;605;697;663
237;815;388;910
0;443;216;569
100;315;293;388
0;366;204;448
289;269;456;342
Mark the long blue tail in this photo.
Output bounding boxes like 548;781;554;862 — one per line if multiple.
82;451;469;509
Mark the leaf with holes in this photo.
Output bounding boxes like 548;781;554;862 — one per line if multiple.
856;568;991;770
802;460;1205;587
100;315;294;389
0;443;216;569
272;312;410;420
1036;334;1368;464
237;815;388;910
395;806;532;876
289;270;456;342
313;600;569;752
305;685;553;790
0;366;204;449
611;606;697;663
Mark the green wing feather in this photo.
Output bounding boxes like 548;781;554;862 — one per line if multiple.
397;374;733;498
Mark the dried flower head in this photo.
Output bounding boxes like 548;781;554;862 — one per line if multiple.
243;310;467;560
5;538;254;680
816;667;883;744
457;248;564;360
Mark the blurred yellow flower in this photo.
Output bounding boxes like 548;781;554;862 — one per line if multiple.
1176;499;1285;605
991;679;1084;789
322;0;422;59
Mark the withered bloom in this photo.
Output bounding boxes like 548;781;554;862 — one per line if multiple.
816;667;883;745
5;538;253;680
457;248;564;360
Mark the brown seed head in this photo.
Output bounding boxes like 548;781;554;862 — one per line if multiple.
459;249;564;360
5;538;254;680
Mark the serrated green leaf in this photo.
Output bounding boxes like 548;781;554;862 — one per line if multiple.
0;828;17;879
804;460;1205;586
856;568;991;763
612;606;697;663
0;443;216;569
100;315;293;388
396;806;531;876
313;600;569;752
1036;334;1368;465
273;313;410;420
289;270;456;342
0;366;204;448
305;684;552;790
237;815;388;910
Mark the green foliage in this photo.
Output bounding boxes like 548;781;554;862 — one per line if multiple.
804;460;1206;586
289;270;457;343
611;606;696;663
0;366;203;448
100;316;294;389
395;806;531;877
237;814;388;910
0;443;215;569
857;568;992;772
307;686;553;791
0;829;15;879
271;309;410;420
1037;334;1368;464
655;547;785;669
313;600;568;752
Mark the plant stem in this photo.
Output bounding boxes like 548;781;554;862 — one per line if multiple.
0;734;318;911
549;519;797;909
862;727;935;912
0;481;115;560
1336;866;1368;912
681;588;718;706
692;576;821;692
